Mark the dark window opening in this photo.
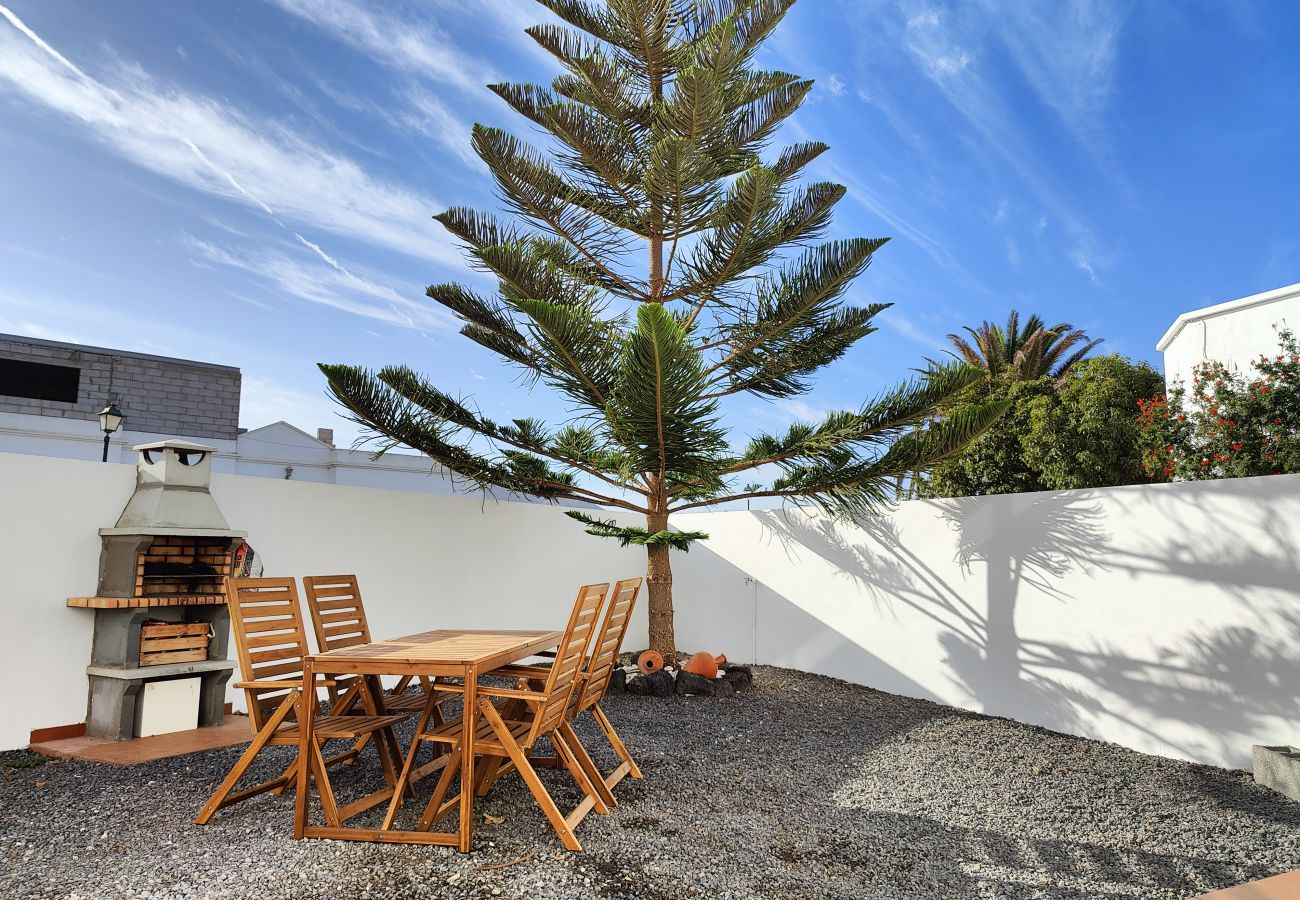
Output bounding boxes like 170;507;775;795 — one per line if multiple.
0;358;81;403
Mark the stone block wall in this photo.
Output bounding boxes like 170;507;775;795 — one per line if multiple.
0;334;240;440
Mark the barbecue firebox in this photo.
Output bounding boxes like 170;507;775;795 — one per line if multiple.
67;440;246;740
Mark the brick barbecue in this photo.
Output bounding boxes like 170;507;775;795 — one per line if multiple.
67;440;245;740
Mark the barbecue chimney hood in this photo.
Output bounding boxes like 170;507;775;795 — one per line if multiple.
101;440;243;537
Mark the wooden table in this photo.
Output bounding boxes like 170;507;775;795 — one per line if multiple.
296;628;562;850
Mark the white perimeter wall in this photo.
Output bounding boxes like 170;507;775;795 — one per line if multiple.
2;450;1297;769
672;477;1300;770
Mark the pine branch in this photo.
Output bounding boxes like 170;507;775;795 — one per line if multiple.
565;510;708;551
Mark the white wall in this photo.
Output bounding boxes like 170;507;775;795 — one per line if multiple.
0;452;641;750
673;477;1300;769
4;449;1298;770
1159;282;1300;387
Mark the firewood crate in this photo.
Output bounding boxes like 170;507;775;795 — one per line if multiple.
139;621;211;666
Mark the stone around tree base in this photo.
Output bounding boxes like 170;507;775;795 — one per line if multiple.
674;671;715;697
608;668;627;694
723;665;753;691
626;669;674;697
1254;745;1300;802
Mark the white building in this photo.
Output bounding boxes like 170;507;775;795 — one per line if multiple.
1157;281;1300;387
0;411;471;493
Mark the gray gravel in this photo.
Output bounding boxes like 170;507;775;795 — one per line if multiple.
2;667;1299;899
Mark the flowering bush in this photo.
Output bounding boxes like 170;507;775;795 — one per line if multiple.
1137;325;1300;480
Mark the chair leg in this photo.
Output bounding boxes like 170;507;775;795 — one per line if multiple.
473;757;504;797
559;721;615;810
553;727;609;828
417;747;462;832
479;699;581;852
196;690;298;825
310;737;341;828
382;691;441;830
592;704;642;784
332;680;373;761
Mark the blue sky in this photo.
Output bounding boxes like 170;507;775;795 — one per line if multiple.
0;0;1297;445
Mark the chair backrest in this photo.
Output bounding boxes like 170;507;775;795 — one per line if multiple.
528;582;608;744
572;577;641;713
225;577;311;732
302;574;372;653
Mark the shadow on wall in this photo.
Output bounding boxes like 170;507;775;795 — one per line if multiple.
670;538;941;703
737;477;1300;767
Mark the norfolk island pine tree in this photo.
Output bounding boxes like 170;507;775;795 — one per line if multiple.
319;0;1006;659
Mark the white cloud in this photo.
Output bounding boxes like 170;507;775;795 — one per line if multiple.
979;0;1125;144
265;0;497;94
816;153;990;297
1071;248;1098;282
879;309;949;353
0;5;453;263
824;74;847;97
183;235;454;334
395;87;483;170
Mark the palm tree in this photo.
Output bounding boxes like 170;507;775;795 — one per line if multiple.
943;311;1101;381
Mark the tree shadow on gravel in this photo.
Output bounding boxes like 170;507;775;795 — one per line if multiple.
779;807;1281;899
1183;761;1300;826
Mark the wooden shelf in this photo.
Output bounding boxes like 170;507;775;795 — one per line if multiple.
67;595;227;609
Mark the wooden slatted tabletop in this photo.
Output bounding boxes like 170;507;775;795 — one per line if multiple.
309;629;563;675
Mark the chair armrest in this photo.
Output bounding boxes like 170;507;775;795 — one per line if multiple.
435;682;547;702
235;678;336;690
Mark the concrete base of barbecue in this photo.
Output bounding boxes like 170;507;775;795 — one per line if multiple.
85;604;234;740
86;659;234;740
1254;744;1300;802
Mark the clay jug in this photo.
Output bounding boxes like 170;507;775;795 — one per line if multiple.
683;651;726;679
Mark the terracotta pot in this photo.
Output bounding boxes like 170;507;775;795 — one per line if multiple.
683;651;726;679
636;649;664;675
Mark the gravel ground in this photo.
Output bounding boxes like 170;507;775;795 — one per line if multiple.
2;667;1299;899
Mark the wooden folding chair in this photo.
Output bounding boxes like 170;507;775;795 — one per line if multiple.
497;577;643;824
302;574;446;723
195;577;406;826
382;583;609;851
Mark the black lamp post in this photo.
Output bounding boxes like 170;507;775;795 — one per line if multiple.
98;403;124;462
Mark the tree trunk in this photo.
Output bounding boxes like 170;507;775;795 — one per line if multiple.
644;509;676;660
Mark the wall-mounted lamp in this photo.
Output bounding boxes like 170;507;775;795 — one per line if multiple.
98;403;124;463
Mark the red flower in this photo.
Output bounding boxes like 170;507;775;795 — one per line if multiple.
1200;459;1210;466
1232;442;1243;451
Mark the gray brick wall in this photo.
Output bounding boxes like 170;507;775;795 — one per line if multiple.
0;334;241;440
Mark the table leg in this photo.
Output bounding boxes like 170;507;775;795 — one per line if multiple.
295;662;315;839
459;664;477;853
